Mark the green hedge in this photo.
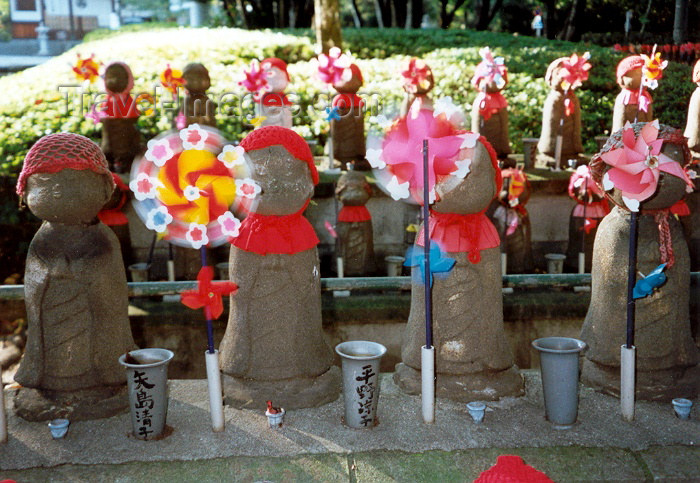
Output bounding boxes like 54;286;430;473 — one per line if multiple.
0;27;694;207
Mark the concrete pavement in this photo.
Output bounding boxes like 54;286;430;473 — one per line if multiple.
0;371;698;481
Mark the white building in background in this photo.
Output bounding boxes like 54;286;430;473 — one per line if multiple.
8;0;118;38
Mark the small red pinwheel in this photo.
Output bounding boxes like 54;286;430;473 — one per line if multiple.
560;52;591;91
160;64;185;97
72;54;100;83
401;58;432;93
181;266;238;320
239;60;269;96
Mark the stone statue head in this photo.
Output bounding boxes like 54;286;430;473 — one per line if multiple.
616;55;645;90
336;170;371;207
693;58;700;86
17;133;115;224
545;57;568;92
261;57;289;92
183;63;211;94
239;126;317;215
333;64;363;94
103;61;133;95
433;137;500;215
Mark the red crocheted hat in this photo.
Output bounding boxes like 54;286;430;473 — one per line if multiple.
475;455;554;482
261;57;290;81
240;126;318;185
16;132;112;196
616;55;645;84
693;59;700;83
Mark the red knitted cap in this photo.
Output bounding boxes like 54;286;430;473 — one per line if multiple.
240;126;318;185
349;64;363;84
475;455;554;482
616;55;645;84
261;57;290;81
693;59;700;83
17;133;112;196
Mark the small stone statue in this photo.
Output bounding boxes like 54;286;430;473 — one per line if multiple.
581;122;699;400
400;58;434;118
331;64;366;170
612;55;654;133
564;164;609;273
335;170;375;276
14;133;135;421
536;58;583;169
471;48;510;159
182;62;216;128
257;57;293;129
684;59;700;159
488;162;533;273
219;126;339;409
100;61;142;174
394;135;524;402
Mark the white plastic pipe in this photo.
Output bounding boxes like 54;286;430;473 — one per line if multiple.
205;350;225;432
0;370;6;443
421;345;435;424
620;345;635;422
578;252;585;274
167;260;176;282
337;257;344;278
501;253;507;276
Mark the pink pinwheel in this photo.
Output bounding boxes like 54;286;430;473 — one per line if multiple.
239;60;269;95
473;47;507;89
401;58;433;93
317;47;352;85
381;109;466;203
560;52;592;91
600;120;693;212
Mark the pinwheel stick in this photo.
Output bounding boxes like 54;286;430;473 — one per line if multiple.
621;210;638;421
423;139;433;349
634;44;657;124
626;211;638;348
200;247;216;354
421;138;435;425
579;176;588;274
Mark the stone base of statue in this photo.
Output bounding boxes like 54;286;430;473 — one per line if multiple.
393;363;524;402
582;359;699;402
13;385;128;422
222;366;341;409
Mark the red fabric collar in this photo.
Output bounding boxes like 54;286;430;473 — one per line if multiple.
621;88;652;107
475;92;507;120
332;93;365;109
671;200;690;216
261;92;293;107
415;210;500;263
338;205;371;222
102;94;139;119
231;207;319;255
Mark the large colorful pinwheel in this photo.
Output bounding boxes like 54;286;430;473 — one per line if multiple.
130;124;256;248
369;105;476;204
600;120;693;212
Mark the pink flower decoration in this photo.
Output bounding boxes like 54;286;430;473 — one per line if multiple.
317;47;352;85
145;138;175;167
218;211;241;238
381;109;466;204
560;52;592;91
186;223;209;249
129;172;163;201
180;124;207;151
600;120;693;212
239;60;269;95
235;178;261;199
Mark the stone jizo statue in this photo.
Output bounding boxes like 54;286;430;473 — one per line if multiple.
14;133;135;421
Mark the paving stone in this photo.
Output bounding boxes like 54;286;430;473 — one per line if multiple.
639;445;700;482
